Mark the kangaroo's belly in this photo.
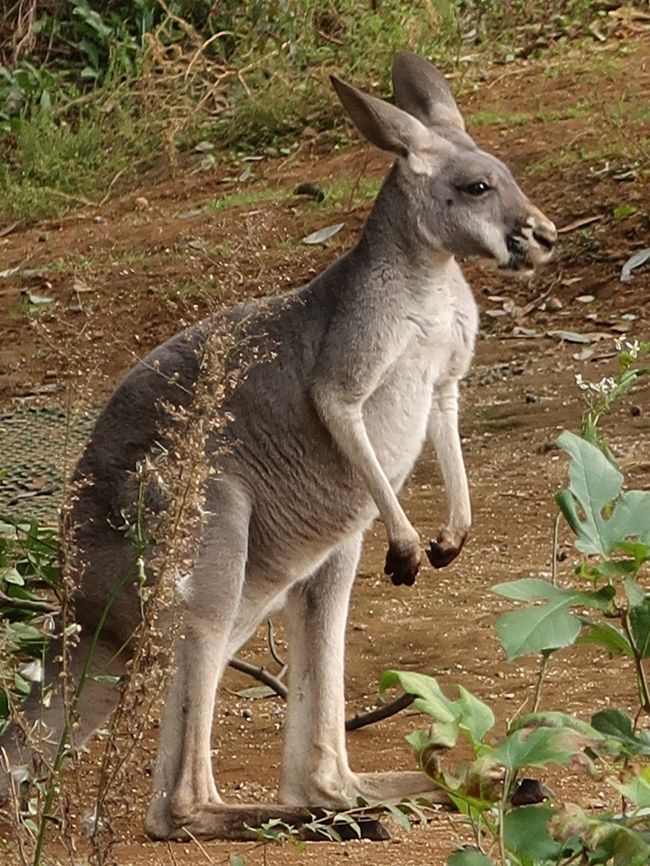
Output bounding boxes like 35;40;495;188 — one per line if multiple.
238;359;436;583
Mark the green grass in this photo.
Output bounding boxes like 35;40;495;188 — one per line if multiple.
0;99;159;221
0;0;633;223
321;175;382;210
202;186;288;213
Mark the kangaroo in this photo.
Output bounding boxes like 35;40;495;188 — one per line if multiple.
0;53;556;841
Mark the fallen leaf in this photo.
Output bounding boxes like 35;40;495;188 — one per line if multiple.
572;347;595;361
301;223;344;245
21;290;54;306
235;685;277;700
512;326;541;338
621;248;650;282
547;329;593;343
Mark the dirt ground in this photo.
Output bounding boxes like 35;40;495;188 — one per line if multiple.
1;31;649;866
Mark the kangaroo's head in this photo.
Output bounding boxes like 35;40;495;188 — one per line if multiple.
331;53;556;271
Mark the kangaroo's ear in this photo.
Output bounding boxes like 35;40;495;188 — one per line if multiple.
392;52;465;132
330;75;440;175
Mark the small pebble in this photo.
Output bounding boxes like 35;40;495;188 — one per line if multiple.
546;296;563;311
630;405;641;417
525;393;538;404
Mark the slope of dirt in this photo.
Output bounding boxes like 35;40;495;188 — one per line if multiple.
1;33;649;866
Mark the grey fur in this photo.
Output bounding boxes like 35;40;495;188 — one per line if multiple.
0;54;556;840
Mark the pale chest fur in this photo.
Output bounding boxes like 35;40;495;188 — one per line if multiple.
365;266;478;482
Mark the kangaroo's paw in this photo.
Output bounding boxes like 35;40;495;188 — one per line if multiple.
384;539;421;587
426;529;467;569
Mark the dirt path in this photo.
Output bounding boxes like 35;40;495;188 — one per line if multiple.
1;34;649;866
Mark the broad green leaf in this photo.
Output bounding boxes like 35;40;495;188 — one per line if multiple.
379;671;456;722
511;711;604;742
380;671;493;746
624;577;646;607
616;774;650;808
405;729;431;753
448;850;494;866
494;601;582;660
503;805;561;860
612;825;650;866
556;431;650;555
456;685;495;744
630;599;650;657
590;709;650;757
492;577;612;609
578;621;632;657
493;726;583;771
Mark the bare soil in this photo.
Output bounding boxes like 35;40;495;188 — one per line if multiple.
1;34;649;866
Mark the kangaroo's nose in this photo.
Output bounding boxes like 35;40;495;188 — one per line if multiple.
527;211;557;251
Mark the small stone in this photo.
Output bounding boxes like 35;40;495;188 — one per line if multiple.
134;196;150;211
93;215;106;224
546;296;563;311
525;392;538;404
630;405;642;417
242;708;252;721
556;547;568;562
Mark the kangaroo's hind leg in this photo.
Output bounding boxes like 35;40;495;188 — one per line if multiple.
279;534;451;812
144;478;311;841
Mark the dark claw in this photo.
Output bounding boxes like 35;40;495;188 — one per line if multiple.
384;543;420;587
426;541;461;569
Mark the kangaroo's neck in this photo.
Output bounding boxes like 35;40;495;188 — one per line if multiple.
356;163;453;281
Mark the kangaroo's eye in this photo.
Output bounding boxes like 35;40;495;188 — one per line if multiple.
464;181;492;196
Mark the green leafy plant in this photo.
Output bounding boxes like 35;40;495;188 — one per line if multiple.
378;339;650;865
0;517;60;729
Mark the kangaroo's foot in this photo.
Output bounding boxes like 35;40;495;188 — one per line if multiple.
145;798;390;842
281;767;452;812
350;771;451;807
426;528;467;569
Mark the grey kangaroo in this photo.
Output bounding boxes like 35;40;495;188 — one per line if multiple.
0;53;556;840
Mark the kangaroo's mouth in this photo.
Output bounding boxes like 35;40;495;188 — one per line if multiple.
501;228;555;271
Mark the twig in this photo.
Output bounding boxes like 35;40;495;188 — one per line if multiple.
184;30;235;80
345;693;415;731
183;826;217;864
227;658;415;731
228;657;288;700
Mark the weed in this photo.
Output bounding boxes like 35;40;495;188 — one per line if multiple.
203;185;287;213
